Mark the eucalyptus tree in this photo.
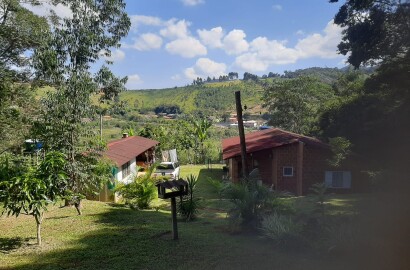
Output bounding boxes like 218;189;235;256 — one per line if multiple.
0;0;49;153
33;0;130;214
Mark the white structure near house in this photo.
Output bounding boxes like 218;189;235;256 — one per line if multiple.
243;120;257;128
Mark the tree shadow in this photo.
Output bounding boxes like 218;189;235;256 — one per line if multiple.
8;207;190;270
0;237;33;253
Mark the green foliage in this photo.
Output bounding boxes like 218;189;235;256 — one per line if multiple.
328;137;352;167
192;118;212;163
0;0;49;69
223;180;271;228
0;151;67;245
309;182;327;208
178;174;200;221
0;1;48;154
31;0;130;212
262;76;335;134
154;104;182;114
260;213;301;243
116;166;157;209
331;0;409;68
206;177;227;200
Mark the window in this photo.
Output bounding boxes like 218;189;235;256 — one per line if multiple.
122;161;131;178
283;166;294;177
325;171;351;188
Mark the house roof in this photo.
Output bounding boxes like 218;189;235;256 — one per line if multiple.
105;136;159;166
222;128;328;160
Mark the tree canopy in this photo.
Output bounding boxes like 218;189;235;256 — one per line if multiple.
331;0;410;67
32;0;130;213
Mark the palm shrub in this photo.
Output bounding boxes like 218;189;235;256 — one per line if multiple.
116;165;157;209
178;174;200;221
223;179;272;228
207;177;227;200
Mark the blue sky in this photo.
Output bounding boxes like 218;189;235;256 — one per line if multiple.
27;0;346;90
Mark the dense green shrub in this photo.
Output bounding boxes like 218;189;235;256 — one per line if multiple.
223;180;271;228
115;166;157;209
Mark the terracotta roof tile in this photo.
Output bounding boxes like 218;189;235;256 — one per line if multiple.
222;128;327;160
105;136;159;166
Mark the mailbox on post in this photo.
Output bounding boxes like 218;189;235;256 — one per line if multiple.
156;179;188;240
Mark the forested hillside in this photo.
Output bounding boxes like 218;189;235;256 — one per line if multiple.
119;67;361;115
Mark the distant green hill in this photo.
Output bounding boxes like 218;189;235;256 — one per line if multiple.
36;67;369;116
121;67;358;115
120;80;265;115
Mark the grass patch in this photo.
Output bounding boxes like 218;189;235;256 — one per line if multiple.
1;166;407;270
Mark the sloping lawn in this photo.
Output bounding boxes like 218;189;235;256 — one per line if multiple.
1;165;408;270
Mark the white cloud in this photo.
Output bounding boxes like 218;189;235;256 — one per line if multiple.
126;74;143;89
295;30;305;36
234;20;343;72
100;49;125;62
181;0;204;6
171;74;182;81
295;21;343;59
272;4;282;11
22;1;72;18
197;27;224;48
235;53;269;72
160;19;191;39
165;37;207;58
130;15;163;31
126;33;163;51
235;38;299;72
223;29;249;55
184;58;227;80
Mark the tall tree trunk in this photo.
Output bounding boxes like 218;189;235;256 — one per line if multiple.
34;213;43;246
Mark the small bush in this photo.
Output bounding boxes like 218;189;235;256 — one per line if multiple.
223;180;271;228
260;213;302;243
178;174;200;221
207;177;227;199
116;166;157;209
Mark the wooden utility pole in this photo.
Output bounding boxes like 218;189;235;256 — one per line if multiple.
235;91;248;179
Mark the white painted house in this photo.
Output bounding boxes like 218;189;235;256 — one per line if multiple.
98;134;159;201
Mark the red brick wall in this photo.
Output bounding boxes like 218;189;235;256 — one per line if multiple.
228;143;363;195
251;149;273;185
302;145;332;194
275;144;298;193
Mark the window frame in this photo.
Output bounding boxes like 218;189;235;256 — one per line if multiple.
282;166;294;177
325;171;352;189
122;161;131;178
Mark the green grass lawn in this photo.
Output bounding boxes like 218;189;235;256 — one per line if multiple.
1;165;408;270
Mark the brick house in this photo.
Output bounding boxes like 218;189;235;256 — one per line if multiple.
222;128;361;196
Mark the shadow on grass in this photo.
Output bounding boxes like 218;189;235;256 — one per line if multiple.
196;168;224;200
0;237;33;253
9;206;223;270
